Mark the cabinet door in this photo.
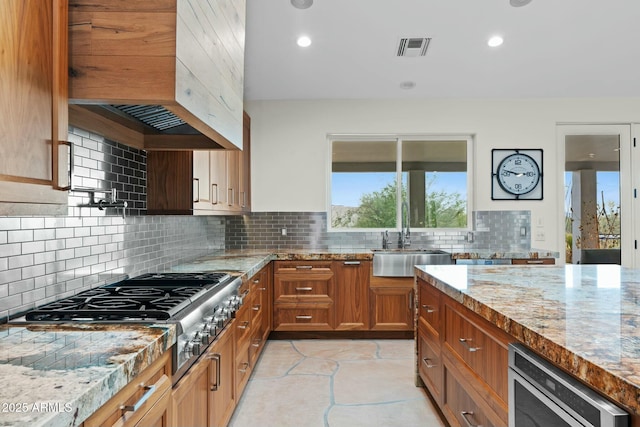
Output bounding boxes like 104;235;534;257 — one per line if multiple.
210;150;227;208
171;354;210;427
333;261;369;330
193;151;212;208
239;111;251;212
210;326;235;427
147;151;193;214
0;0;69;213
369;286;413;330
442;354;503;427
226;150;241;210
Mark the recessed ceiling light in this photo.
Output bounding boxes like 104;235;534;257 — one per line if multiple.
488;36;504;47
510;0;532;7
291;0;313;9
400;81;416;90
297;36;312;47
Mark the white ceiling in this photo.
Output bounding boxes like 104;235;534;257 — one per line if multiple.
243;0;640;101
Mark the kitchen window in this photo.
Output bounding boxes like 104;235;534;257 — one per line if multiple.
328;135;472;231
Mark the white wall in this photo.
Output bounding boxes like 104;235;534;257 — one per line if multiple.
245;97;640;253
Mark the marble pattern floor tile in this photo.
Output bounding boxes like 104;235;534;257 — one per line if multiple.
228;339;445;427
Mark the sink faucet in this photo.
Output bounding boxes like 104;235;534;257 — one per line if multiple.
382;230;389;249
400;200;411;248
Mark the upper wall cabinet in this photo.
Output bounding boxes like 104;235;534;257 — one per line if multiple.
0;0;70;215
68;0;245;150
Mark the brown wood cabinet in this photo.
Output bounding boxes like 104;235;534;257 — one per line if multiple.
85;351;172;427
416;276;512;427
249;263;272;364
170;318;236;427
0;0;69;215
273;261;335;331
369;273;414;331
147;112;251;215
170;265;272;427
334;261;370;330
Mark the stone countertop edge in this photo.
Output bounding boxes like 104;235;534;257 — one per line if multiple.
413;267;640;417
0;323;176;427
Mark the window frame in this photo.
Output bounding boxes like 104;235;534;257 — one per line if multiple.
327;133;474;232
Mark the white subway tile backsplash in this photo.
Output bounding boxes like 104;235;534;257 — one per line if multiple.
0;269;21;286
20;218;45;229
55;249;75;261
0;218;21;230
55;228;74;239
9;254;34;269
8;230;33;243
22;241;45;254
34;229;56;241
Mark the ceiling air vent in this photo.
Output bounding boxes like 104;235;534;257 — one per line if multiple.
397;37;431;57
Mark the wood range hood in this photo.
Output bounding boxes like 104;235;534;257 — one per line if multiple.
68;0;246;151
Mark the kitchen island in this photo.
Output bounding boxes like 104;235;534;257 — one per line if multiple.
415;264;640;422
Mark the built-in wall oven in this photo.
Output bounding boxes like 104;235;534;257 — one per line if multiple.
509;343;628;427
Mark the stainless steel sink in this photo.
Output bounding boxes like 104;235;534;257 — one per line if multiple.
372;249;452;277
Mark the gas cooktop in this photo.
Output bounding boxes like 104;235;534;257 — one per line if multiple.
23;272;233;322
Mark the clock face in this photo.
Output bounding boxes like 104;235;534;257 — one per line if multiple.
496;153;541;195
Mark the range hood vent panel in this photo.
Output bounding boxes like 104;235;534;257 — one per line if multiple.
112;105;186;131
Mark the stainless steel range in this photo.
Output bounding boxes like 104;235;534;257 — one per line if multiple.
14;272;244;382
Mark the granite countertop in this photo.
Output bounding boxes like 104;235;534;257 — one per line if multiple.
415;264;640;416
0;323;175;427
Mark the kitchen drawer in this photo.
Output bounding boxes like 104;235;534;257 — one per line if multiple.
85;351;171;427
249;311;265;366
235;337;251;398
418;278;441;337
418;328;442;406
274;260;333;273
235;302;252;350
442;355;501;427
274;277;333;303
511;258;555;265
273;304;334;331
443;301;509;404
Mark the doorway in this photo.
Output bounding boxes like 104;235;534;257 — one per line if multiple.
557;124;632;267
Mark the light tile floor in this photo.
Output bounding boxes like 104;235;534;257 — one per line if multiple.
228;339;446;427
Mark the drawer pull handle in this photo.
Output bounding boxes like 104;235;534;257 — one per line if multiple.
458;338;481;352
295;265;313;269
526;260;544;264
422;357;436;369
237;321;250;330
295;287;313;291
251;339;261;348
238;362;249;373
253;279;260;284
259;287;267;291
343;261;361;265
422;304;435;313
121;383;156;413
209;353;221;391
460;411;481;427
296;315;313;320
252;304;261;311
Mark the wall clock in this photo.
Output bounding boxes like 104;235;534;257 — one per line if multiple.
491;149;543;200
